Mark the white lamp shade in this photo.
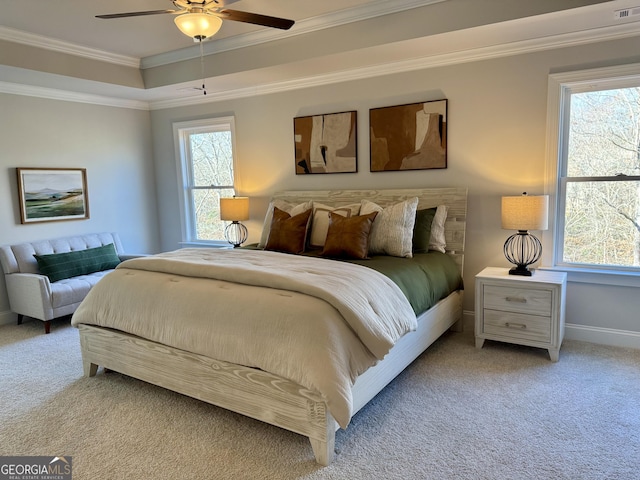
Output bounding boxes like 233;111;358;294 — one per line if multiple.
501;194;549;231
174;13;223;39
220;197;249;221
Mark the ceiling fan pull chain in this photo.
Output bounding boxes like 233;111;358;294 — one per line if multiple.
199;38;207;96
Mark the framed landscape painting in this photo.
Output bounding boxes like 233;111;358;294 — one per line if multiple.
294;111;357;174
17;168;89;223
370;99;447;172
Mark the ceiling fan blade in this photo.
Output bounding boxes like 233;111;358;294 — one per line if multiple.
218;9;294;30
205;0;240;6
96;10;177;19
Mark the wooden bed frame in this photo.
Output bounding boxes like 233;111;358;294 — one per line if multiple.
77;187;467;465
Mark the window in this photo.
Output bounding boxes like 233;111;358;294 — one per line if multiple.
547;64;640;276
174;117;237;245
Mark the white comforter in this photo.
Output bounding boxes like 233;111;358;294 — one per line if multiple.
72;248;417;427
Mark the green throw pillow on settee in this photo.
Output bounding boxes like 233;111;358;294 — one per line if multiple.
34;243;121;283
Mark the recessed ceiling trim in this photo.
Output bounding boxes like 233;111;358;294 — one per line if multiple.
0;26;141;68
149;20;640;110
141;0;448;69
0;80;149;110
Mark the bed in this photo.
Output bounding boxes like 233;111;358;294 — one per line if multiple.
72;187;467;465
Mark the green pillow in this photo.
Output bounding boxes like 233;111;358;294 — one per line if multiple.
412;207;437;253
34;243;121;283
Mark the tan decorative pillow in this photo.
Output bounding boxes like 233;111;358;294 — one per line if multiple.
321;211;378;259
258;199;312;248
360;197;418;258
265;207;312;254
309;202;361;248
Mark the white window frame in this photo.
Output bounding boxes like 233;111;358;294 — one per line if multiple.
543;63;640;287
173;116;237;247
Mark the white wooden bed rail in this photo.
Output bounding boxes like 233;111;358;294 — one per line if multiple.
78;324;338;465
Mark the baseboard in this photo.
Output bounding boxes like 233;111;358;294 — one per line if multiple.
0;309;17;327
463;310;640;350
564;323;640;349
462;310;475;333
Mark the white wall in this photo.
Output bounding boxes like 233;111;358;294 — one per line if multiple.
0;94;161;325
150;35;640;345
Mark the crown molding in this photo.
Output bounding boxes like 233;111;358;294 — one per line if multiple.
0;80;149;110
0;26;140;68
140;0;447;69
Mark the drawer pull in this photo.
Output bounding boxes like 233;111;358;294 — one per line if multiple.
505;296;527;303
505;322;527;329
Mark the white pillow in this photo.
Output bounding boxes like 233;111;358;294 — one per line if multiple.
258;199;312;248
309;202;361;248
360;197;418;258
429;205;448;253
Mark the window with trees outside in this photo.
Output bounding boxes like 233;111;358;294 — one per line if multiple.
547;65;640;276
174;117;237;245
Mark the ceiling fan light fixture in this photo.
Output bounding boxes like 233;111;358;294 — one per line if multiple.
174;13;222;40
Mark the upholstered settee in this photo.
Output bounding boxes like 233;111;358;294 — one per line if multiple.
0;232;141;333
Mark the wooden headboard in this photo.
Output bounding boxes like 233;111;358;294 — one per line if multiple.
271;187;468;274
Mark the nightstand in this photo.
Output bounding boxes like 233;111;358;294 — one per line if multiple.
475;267;567;362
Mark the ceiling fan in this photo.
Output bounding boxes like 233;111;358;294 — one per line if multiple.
96;0;295;41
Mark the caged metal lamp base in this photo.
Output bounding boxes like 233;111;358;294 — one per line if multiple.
503;230;542;276
508;264;534;276
224;221;248;248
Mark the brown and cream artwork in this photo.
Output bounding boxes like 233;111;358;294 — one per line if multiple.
294;111;357;174
369;99;447;172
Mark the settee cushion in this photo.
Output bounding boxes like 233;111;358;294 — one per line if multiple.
50;271;113;308
34;243;121;283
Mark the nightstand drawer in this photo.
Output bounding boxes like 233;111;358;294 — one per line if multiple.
483;285;551;316
483;310;551;343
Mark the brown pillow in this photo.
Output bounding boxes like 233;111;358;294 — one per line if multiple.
321;211;378;259
265;207;312;254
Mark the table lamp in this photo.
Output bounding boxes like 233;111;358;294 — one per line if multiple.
501;192;549;276
220;196;249;248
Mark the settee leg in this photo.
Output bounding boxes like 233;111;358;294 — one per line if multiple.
44;321;51;334
17;314;23;325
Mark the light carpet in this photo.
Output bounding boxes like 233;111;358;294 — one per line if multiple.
1;318;639;479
